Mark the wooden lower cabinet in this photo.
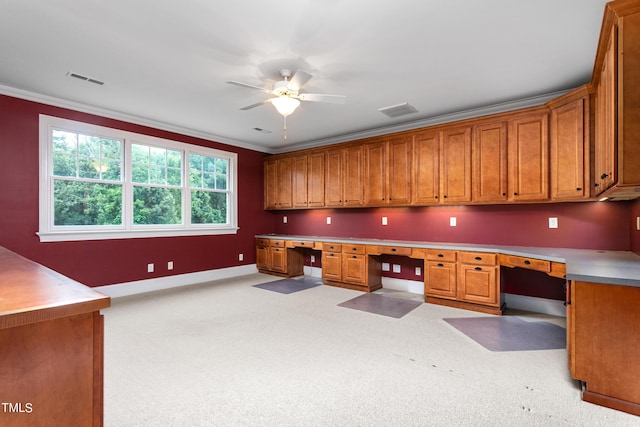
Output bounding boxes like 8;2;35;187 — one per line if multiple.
256;238;303;277
568;280;640;416
425;250;502;314
322;243;381;292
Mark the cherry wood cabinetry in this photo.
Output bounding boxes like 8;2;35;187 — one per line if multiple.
568;280;640;416
457;251;500;310
412;130;441;204
363;138;386;205
441;126;472;203
256;238;303;277
364;135;413;206
424;249;457;299
321;242;381;291
321;243;342;282
0;247;110;427
291;152;325;208
343;145;365;207
264;157;293;209
473;121;508;202
508;110;549;201
292;155;308;208
325;148;344;207
548;87;591;201
592;3;640;200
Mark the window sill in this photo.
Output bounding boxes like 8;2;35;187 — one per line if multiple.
37;227;239;242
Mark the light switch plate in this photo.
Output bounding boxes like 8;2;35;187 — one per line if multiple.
382;216;388;225
392;264;401;273
382;262;390;271
450;217;457;227
326;216;331;225
415;267;421;276
549;217;558;229
283;216;287;224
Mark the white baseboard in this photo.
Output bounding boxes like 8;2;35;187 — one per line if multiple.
95;264;258;298
381;277;424;294
504;293;566;317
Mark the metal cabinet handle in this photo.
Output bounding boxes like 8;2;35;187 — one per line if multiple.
474;256;482;261
524;260;531;265
474;267;482;271
437;263;444;267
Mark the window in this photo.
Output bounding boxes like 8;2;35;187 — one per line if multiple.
38;115;238;242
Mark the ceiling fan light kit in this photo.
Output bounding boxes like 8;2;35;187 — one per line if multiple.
227;68;346;140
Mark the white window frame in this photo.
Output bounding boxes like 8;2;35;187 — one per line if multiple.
38;115;238;242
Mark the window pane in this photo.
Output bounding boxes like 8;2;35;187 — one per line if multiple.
149;166;166;185
150;147;165;166
131;144;148;164
191;190;227;224
53;180;122;225
216;173;227;190
167;168;181;186
133;186;182;225
78;156;101;179
167;150;181;168
132;144;182;186
203;173;216;190
204;156;216;172
52;130;77;154
216;158;228;175
53;154;76;177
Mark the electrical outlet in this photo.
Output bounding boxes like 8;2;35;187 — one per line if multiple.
167;261;173;270
549;217;558;229
310;255;315;263
283;216;287;224
393;264;401;273
450;217;457;227
382;216;388;225
382;262;390;271
415;266;421;276
238;254;243;261
326;216;331;225
147;263;154;273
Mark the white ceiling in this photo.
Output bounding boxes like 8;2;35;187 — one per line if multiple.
0;0;609;153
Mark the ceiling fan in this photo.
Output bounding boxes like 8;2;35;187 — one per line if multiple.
227;69;346;140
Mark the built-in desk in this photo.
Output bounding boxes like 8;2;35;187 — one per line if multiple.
256;234;640;416
0;247;111;426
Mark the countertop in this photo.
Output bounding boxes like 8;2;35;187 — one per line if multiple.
0;246;111;329
256;234;640;287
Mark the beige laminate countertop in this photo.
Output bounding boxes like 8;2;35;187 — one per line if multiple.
256;234;640;288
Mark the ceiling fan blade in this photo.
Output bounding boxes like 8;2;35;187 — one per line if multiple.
298;93;346;104
227;80;272;93
287;70;313;92
239;99;271;110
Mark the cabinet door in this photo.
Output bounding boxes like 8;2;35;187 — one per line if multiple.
344;145;364;206
292;155;308;208
322;251;342;281
473;122;508;202
387;135;413;205
276;157;293;208
256;245;270;270
342;254;367;285
441;126;472;203
325;149;343;207
508;113;549;201
425;261;457;299
550;96;589;200
307;152;325;207
364;140;386;205
457;265;498;306
264;159;278;209
412;131;440;205
593;26;617;195
270;247;286;273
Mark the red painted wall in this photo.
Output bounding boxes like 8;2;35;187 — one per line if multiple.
0;94;274;287
272;202;631;250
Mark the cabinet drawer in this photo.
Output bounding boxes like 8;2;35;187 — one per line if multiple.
376;246;413;256
426;249;457;262
504;255;551;272
256;238;271;247
270;239;286;248
342;244;366;255
287;240;314;248
323;243;342;253
459;251;497;266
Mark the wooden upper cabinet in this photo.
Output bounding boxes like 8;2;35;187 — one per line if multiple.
508;112;549;201
441;126;472;203
473;121;508;202
412;130;440;204
264;158;278;209
325;148;344;206
549;88;590;201
292;155;308;208
307;152;325;208
276;156;293;208
387;135;413;205
343;145;364;206
364;139;386;205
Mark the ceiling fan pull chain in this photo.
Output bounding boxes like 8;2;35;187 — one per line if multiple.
283;115;287;141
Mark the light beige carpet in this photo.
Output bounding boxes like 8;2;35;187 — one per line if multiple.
103;273;638;426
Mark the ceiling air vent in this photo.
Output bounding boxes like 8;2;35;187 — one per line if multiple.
67;71;104;85
378;102;418;118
